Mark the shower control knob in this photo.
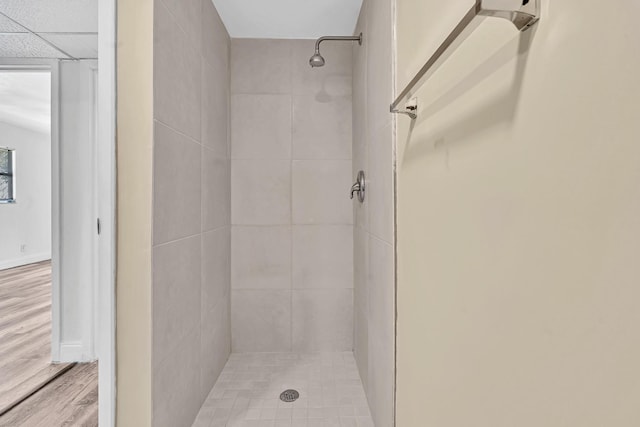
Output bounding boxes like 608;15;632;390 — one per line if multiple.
350;182;360;199
350;171;366;203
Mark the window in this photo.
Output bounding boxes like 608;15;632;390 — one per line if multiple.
0;148;15;203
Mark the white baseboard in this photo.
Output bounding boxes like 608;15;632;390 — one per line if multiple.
0;253;51;271
56;341;95;363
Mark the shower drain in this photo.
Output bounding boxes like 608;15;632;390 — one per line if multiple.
279;389;300;403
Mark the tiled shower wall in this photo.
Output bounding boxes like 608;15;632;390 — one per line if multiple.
353;0;396;426
230;39;355;353
152;1;231;426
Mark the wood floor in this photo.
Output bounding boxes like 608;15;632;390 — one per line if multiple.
0;261;98;426
0;363;98;427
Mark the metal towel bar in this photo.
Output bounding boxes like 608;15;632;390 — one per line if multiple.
391;0;540;119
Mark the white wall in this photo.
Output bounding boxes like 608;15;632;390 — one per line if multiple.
0;121;51;270
229;38;354;354
396;1;640;426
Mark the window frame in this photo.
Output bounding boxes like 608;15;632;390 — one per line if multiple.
0;147;16;204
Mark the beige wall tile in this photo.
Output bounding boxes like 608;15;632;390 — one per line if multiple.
365;0;393;135
291;40;353;97
202;148;230;232
232;226;292;289
292;289;354;352
351;2;396;426
153;122;202;244
202;227;230;322
292;225;353;289
368;123;394;244
292;95;352;160
158;0;202;48
200;292;230;400
201;60;229;157
152;235;202;367
201;0;228;69
367;331;394;427
292;159;353;225
231;159;291;225
152;1;231;424
231;289;292;352
153;330;202;427
231;39;292;95
154;1;202;140
368;236;394;352
354;304;369;389
231;94;292;159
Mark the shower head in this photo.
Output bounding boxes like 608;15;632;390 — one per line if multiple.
309;33;362;68
309;52;325;68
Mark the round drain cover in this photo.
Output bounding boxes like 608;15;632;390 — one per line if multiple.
279;389;299;403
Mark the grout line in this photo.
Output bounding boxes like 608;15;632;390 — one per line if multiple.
157;0;201;57
289;72;295;353
153;119;203;147
232;156;353;161
153;231;204;249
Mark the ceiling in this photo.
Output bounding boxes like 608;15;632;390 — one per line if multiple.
211;0;363;39
0;0;97;59
0;71;50;133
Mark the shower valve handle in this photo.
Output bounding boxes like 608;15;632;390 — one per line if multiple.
350;182;361;200
350;171;366;203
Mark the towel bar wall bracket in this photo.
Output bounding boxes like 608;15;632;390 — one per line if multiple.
391;0;540;120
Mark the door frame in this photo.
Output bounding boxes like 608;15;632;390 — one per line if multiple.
97;0;117;425
0;61;64;363
0;1;117;421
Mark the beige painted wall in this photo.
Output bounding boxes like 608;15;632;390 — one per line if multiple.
396;1;640;426
116;0;154;425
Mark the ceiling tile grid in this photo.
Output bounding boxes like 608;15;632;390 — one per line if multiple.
0;14;25;33
39;33;99;58
0;0;97;59
0;0;97;33
0;34;67;58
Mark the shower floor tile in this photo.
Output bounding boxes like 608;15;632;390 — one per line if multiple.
192;352;374;427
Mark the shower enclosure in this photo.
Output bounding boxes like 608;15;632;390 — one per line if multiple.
137;0;396;426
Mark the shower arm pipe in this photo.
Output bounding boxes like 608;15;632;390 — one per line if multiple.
390;0;540;119
314;34;362;53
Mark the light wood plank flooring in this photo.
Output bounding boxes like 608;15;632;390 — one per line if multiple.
0;362;98;427
0;261;98;426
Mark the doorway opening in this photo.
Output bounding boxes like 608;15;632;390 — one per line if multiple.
0;65;99;423
0;0;116;424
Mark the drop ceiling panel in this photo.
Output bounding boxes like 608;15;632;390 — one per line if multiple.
39;33;98;59
0;34;68;58
211;0;363;39
0;14;25;33
0;0;97;33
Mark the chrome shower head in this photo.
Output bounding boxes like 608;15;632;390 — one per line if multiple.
309;51;325;68
309;33;362;68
